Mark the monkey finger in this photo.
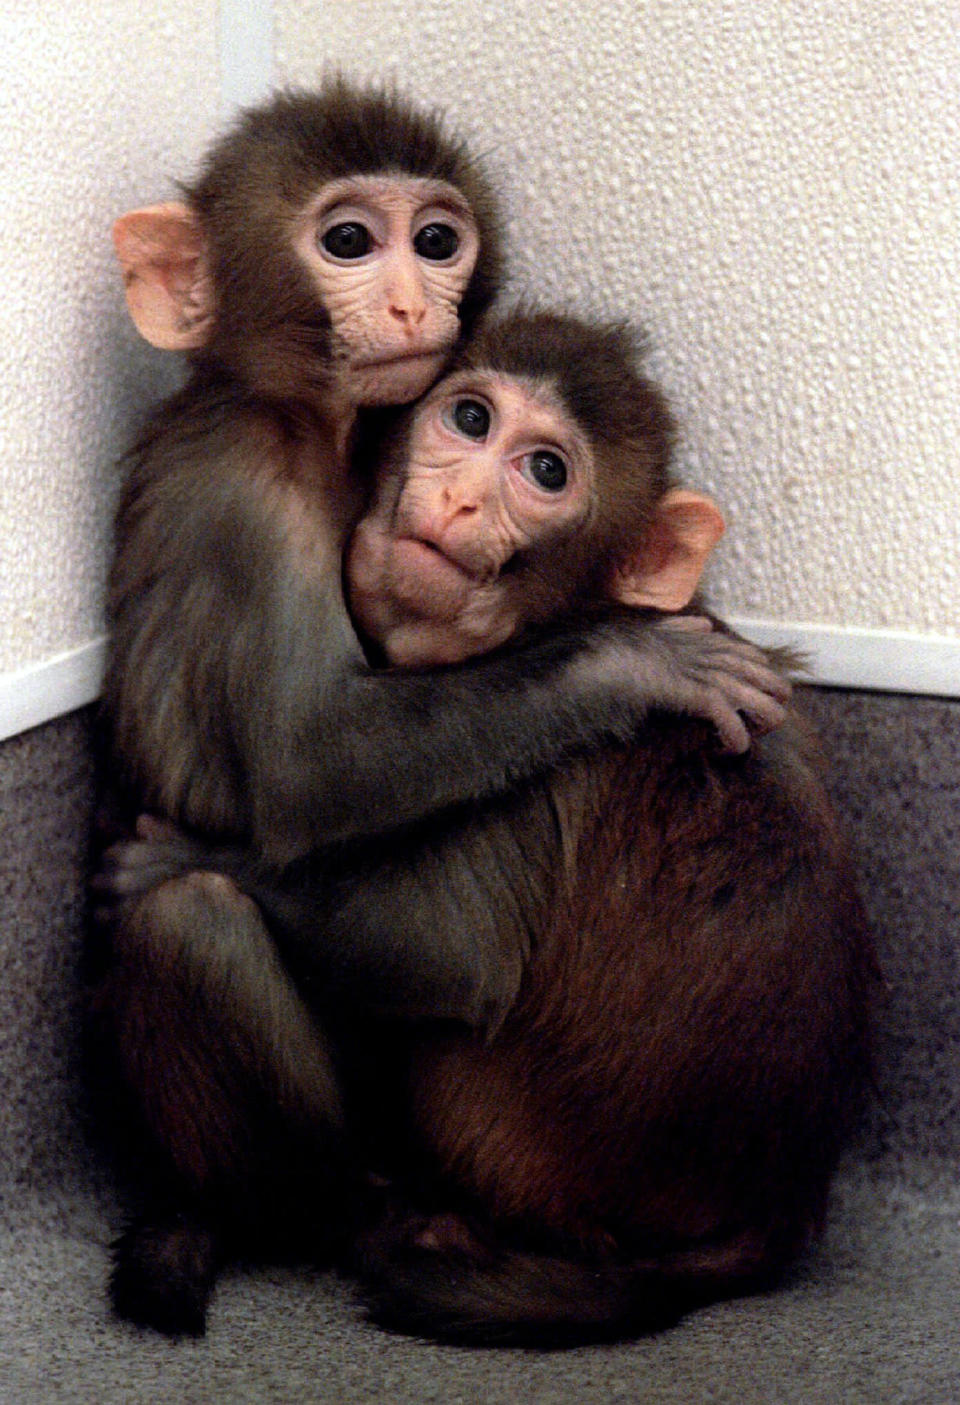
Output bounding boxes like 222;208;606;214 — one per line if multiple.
704;702;751;754
90;862;166;900
707;674;790;735
703;634;778;669
657;614;713;634
707;651;793;703
135;813;180;841
94;839;191;897
730;681;791;730
99;838;155;873
693;635;792;694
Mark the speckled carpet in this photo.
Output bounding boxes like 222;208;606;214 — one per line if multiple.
1;689;958;1403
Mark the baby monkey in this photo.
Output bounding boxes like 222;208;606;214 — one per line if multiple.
349;313;728;666
106;311;873;1346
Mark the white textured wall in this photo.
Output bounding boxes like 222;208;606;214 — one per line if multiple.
2;2;958;737
280;0;960;641
0;2;219;682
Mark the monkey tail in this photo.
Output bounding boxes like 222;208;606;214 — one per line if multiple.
355;1212;780;1348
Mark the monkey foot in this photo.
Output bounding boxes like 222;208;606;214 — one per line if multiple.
355;1196;497;1272
111;1212;218;1337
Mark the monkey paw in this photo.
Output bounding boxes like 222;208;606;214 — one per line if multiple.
91;814;240;916
111;1213;218;1337
656;619;793;752
586;613;794;754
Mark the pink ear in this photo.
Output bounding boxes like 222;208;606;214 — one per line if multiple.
608;488;726;611
112;202;215;351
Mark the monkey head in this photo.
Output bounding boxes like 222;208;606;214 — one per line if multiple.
111;80;501;414
347;311;726;666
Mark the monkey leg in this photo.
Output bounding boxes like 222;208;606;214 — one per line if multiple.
102;870;345;1190
95;809;534;1035
96;871;352;1332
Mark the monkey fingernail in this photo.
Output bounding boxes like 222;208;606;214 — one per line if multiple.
662;615;713;634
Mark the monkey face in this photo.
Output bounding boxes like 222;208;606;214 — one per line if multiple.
347;371;596;665
293;175;481;408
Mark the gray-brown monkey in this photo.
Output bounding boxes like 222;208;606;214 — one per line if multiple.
103;310;873;1346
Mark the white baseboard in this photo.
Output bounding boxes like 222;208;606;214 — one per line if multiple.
0;622;957;745
728;617;960;698
0;637;107;743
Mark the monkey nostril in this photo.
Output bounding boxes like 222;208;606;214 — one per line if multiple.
390;306;427;332
390;297;426;321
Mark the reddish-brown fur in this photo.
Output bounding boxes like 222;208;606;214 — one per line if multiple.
354;713;876;1345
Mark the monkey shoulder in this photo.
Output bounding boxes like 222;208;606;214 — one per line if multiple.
120;381;348;538
105;389;360;833
114;386;351;609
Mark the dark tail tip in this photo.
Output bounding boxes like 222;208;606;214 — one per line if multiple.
356;1231;689;1349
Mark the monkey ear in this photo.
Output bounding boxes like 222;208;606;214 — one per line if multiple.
608;488;726;611
112;202;215;351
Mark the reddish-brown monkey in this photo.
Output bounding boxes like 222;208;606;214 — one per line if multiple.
106;310;874;1346
94;86;789;1335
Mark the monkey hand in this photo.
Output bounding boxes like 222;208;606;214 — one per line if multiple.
91;815;242;916
650;615;793;751
579;613;792;754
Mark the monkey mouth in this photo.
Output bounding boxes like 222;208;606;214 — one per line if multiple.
389;537;487;614
354;349;444;370
398;536;475;578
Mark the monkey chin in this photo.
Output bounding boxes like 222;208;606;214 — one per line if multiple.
365;539;518;667
351;352;447;407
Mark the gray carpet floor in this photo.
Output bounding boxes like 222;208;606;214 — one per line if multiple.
1;688;958;1403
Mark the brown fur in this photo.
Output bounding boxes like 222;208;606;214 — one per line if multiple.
354;714;877;1345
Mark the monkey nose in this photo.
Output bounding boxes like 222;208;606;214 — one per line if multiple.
440;485;480;519
385;258;428;327
388;297;427;327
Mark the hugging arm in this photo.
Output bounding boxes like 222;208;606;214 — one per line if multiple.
108;439;789;867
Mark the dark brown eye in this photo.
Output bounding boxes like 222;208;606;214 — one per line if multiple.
321;222;371;259
414;223;459;260
451;399;490;438
523;451;567;492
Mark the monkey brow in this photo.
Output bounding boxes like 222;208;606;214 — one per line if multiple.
312;174;474;215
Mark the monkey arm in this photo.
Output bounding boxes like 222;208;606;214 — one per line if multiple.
105;418;789;864
217;832;532;1032
240;510;790;859
247;604;789;862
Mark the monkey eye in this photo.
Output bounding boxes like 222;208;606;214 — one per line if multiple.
445;398;491;439
522;451;568;493
320;222;372;259
414;223;460;260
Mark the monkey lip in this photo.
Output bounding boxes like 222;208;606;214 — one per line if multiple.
390;536;483;614
354;349;444;370
395;536;475;579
